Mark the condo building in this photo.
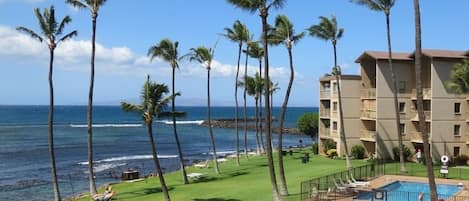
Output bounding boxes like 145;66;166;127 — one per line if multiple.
318;50;469;160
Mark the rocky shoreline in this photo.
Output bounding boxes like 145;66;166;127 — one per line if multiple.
200;118;302;134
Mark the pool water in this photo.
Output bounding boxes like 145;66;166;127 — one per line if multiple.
356;181;461;201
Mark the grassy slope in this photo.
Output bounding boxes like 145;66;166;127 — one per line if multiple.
76;150;368;201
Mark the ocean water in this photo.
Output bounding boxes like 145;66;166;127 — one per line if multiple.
0;106;317;201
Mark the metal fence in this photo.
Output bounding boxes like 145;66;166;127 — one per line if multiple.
354;190;467;201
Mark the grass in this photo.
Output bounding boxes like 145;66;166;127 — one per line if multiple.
75;149;368;201
384;162;469;180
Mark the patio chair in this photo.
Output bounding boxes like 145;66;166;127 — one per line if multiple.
350;173;370;185
346;175;368;187
332;178;349;192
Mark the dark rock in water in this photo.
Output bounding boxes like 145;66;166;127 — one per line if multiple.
158;111;186;117
200;117;302;134
0;179;50;191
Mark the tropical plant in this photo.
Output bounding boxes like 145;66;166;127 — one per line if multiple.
296;112;319;136
308;15;352;171
226;1;286;199
121;76;172;201
454;154;469;166
65;0;107;194
148;39;188;184
351;145;366;159
351;0;407;174
413;1;438;200
322;139;336;152
268;14;304;195
222;20;249;166
445;60;469;93
326;149;338;158
187;45;220;174
392;145;411;161
16;6;77;201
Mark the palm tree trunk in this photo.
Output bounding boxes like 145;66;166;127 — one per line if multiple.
258;59;265;154
48;47;61;201
261;7;282;201
207;69;220;174
87;15;98;196
147;123;171;201
235;43;242;166
255;97;261;155
243;46;249;159
172;67;188;184
333;43;352;170
278;46;294;196
385;13;407;173
413;1;438;200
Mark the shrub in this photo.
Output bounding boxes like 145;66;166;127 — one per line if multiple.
326;149;337;158
296;113;318;136
311;143;319;155
392;145;411;161
351;145;366;159
454;154;469;166
322;139;336;151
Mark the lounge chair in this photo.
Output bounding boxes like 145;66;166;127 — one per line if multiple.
346;175;368;187
92;190;116;201
332;178;349;192
350;173;370;185
339;177;356;188
194;160;209;168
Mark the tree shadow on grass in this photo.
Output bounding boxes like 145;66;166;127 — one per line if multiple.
193;198;241;201
191;176;218;183
228;171;248;177
257;164;268;167
143;186;175;195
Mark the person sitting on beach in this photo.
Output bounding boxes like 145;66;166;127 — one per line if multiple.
92;184;116;201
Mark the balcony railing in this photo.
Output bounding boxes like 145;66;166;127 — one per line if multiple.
320;129;331;137
360;129;376;140
360;109;376;119
361;88;376;99
411;88;431;99
319;109;331;118
320;90;331;99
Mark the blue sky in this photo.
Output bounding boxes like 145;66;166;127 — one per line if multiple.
0;0;468;106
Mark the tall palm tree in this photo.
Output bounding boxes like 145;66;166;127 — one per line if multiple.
17;6;77;201
445;60;469;93
243;34;253;159
351;0;407;173
247;43;265;154
148;39;189;184
65;0;107;194
226;1;286;200
268;14;304;195
223;20;249;166
121;76;172;201
308;15;352;170
187;46;220;174
413;1;437;200
239;75;260;153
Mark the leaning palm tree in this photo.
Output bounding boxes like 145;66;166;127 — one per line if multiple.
308;15;352;170
413;1;438;200
268;14;304;195
247;43;265;153
351;0;407;173
445;60;469;93
238;75;260;154
187;45;220;174
242;33;253;159
148;39;189;184
226;1;286;200
17;6;77;201
121;76;172;201
65;0;107;194
222;20;249;166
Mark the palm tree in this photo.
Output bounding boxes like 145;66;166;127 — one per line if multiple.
187;46;220;174
243;33;252;159
351;0;407;174
308;15;352;170
148;39;189;184
238;75;259;154
223;20;249;166
65;0;107;194
121;76;172;201
226;1;286;200
413;1;437;200
445;60;469;93
17;6;77;201
247;43;265;153
268;14;304;195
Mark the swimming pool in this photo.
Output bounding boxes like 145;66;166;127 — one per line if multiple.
356;181;461;201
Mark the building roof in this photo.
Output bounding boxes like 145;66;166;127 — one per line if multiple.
415;49;468;59
355;51;412;63
319;75;361;81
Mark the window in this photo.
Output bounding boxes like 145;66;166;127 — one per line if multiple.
454;125;461;136
454;146;460;157
399;102;406;113
423;100;431;111
333;102;337;112
454;103;461;114
399;123;405;136
333;121;337;130
332;82;337;93
398;81;406;93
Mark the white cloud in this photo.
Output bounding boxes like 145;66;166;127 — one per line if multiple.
0;25;298;80
0;0;44;4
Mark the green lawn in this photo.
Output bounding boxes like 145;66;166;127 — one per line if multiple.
75;150;368;201
384;162;469;180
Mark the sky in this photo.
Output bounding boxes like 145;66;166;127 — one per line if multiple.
1;0;468;107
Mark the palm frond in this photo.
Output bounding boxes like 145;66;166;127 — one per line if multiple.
34;8;49;36
66;0;89;10
16;27;43;42
351;0;383;11
46;6;58;37
56;15;72;36
268;0;286;9
226;0;259;13
121;102;144;113
58;30;78;43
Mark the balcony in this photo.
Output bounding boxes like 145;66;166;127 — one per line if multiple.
360;109;376;120
360;130;376;142
411;88;431;99
320;90;331;99
319;109;331;118
411;111;431;122
361;88;376;99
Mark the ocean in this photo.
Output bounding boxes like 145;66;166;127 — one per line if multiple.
0;105;317;201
